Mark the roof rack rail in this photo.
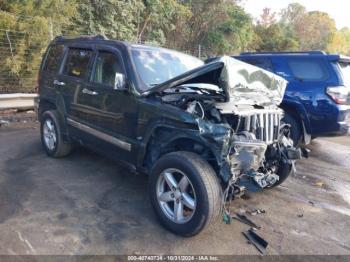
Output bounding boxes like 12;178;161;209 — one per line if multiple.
53;34;108;41
240;51;327;55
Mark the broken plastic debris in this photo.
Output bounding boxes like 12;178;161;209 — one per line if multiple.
223;211;231;224
233;213;261;229
237;208;246;215
314;181;324;187
242;229;268;254
248;209;266;216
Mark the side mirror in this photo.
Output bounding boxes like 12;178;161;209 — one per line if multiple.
114;72;126;90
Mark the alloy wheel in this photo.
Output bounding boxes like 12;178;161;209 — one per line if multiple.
43;118;57;151
156;168;196;224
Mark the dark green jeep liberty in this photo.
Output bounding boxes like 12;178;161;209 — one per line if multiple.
36;35;302;236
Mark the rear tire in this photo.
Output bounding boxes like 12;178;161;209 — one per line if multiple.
149;151;222;237
40;110;72;158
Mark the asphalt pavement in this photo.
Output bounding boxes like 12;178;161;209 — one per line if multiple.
0;119;349;255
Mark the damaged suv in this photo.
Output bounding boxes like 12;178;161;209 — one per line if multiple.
36;36;302;236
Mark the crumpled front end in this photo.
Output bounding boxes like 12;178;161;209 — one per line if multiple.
218;56;287;106
196;114;302;192
154;56;302;192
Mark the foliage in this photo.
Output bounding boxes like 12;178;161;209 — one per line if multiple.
292;11;336;50
0;1;349;93
0;0;77;93
204;3;254;55
327;28;350;55
254;23;299;52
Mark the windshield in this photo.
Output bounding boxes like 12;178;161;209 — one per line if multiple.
337;62;350;86
131;47;204;91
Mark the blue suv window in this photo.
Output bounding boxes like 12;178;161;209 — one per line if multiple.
239;58;273;72
337;62;350;86
288;59;328;81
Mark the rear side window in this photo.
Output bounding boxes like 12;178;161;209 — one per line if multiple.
63;48;93;79
240;58;274;72
288;59;328;81
337;62;350;86
93;51;123;87
43;45;64;73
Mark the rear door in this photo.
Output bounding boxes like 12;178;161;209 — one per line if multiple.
283;57;332;134
40;44;65;103
58;45;94;120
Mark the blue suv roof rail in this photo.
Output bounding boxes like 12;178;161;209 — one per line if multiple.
240;51;326;55
54;34;108;42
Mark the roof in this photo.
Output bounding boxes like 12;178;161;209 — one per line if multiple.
52;35;129;48
51;35;191;55
238;51;350;62
240;51;327;55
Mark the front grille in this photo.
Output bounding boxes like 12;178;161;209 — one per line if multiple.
235;109;283;144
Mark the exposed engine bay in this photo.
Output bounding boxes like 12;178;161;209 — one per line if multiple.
155;56;303;194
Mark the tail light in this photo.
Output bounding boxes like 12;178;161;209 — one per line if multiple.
326;86;349;105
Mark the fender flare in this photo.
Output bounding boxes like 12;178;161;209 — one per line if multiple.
136;121;220;171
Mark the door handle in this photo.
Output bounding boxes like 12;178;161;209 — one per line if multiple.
82;88;99;95
53;80;66;86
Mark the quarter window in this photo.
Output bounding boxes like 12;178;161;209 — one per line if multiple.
93;51;123;87
43;45;64;73
64;48;93;79
288;60;328;81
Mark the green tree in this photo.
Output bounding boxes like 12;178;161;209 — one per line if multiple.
254;23;299;52
167;0;254;56
0;0;77;93
204;4;254;54
280;2;306;25
292;11;337;50
327;27;350;55
72;0;141;40
73;0;190;45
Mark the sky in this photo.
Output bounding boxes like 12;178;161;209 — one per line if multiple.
242;0;349;29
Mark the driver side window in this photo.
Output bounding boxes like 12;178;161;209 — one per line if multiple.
93;51;123;87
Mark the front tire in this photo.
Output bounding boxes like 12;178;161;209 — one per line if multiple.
149;151;222;237
268;158;293;188
40;110;72;158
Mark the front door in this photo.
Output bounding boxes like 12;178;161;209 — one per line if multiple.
74;46;139;164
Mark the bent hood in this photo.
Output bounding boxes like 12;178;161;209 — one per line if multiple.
146;56;288;106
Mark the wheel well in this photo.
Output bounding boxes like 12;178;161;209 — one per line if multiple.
280;106;302;130
38;100;56;121
143;129;220;176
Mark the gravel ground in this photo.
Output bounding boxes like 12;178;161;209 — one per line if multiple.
0;111;350;255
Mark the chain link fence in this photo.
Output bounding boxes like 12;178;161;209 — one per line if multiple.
0;16;215;94
0;28;51;93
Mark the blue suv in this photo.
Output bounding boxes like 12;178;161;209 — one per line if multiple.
235;51;350;145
